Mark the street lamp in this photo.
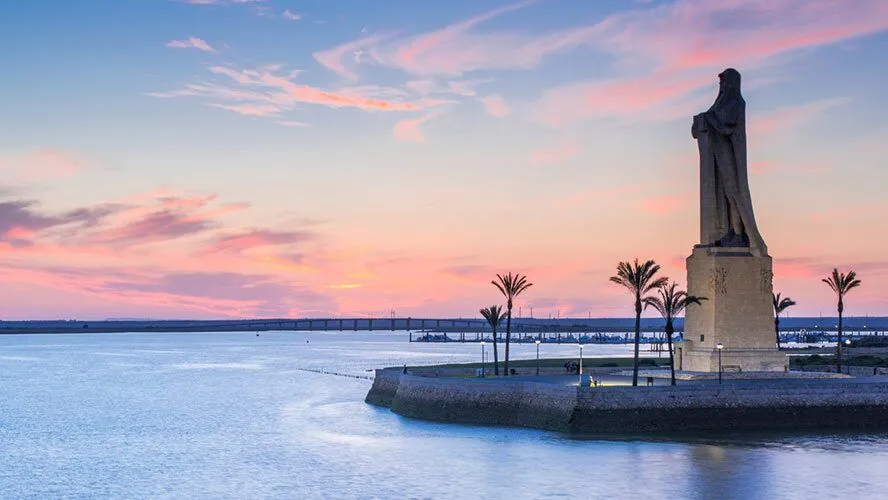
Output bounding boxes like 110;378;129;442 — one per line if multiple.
716;343;724;384
535;340;542;375
578;344;584;386
480;342;486;378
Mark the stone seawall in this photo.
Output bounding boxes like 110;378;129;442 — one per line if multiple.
367;371;888;434
388;374;576;431
365;368;402;407
572;382;888;433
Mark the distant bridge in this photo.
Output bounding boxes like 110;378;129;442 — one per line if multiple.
0;317;673;334
0;316;886;335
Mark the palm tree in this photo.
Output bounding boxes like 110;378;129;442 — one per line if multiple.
492;273;533;376
772;292;796;350
822;268;861;373
643;281;706;386
479;305;507;376
610;259;668;386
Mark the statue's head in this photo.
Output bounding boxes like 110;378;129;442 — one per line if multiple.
718;68;742;95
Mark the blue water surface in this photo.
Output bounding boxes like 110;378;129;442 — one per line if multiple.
1;331;886;499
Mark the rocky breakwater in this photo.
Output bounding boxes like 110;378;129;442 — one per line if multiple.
367;369;888;434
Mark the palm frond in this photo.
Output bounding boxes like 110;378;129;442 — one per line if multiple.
643;296;667;317
609;259;667;296
480;305;506;329
644;280;705;326
493;272;533;300
644;276;669;294
773;292;796;314
823;268;863;297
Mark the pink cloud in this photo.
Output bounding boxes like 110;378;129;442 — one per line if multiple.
178;0;264;5
209;229;315;255
750;97;849;137
479;94;510;117
537;0;887;126
210;103;282;117
0;149;89;182
636;193;692;215
539;71;714;127
165;37;217;53
318;0;884;125
393;111;442;143
277;120;310;128
155;64;443;119
317;0;887;86
529;140;580;165
313;34;391;80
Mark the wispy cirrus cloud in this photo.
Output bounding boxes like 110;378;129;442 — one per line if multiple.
152;64;447;124
313;34;392;80
208;229;315;255
313;0;888;126
529;140;580;165
176;0;265;5
165;37;217;53
282;9;301;21
393;111;443;143
536;0;888;126
0;149;90;182
750;97;850;137
209;103;282;117
479;94;510;117
277;120;310;128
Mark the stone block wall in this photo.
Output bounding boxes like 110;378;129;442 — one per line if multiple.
367;371;888;434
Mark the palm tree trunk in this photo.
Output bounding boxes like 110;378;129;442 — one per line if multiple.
504;309;512;376
775;316;781;349
632;297;641;387
666;322;676;386
492;330;500;376
837;300;844;374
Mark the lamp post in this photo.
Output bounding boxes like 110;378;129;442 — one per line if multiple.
716;343;723;384
535;340;541;375
578;344;584;386
845;338;852;373
481;342;486;378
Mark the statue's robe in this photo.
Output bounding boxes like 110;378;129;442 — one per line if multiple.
694;76;767;257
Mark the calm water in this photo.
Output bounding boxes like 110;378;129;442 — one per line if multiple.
1;331;886;499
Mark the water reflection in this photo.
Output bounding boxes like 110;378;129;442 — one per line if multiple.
1;331;886;499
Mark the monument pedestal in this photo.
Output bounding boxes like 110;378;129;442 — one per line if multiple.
677;246;787;373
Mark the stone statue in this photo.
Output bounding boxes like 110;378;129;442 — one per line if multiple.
692;68;767;257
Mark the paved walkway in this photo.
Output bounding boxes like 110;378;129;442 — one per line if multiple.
485;373;888;387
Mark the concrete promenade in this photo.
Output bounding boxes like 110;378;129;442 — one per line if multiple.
367;368;888;434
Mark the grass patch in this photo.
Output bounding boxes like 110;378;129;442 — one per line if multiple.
411;357;661;370
790;354;888;367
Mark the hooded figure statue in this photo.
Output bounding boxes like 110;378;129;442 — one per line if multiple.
692;68;767;257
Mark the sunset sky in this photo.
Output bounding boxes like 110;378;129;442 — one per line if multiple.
1;0;887;320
